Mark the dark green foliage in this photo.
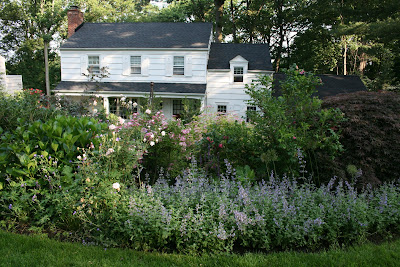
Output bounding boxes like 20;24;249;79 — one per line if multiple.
246;65;344;180
0;89;88;132
321;91;400;185
0;115;108;186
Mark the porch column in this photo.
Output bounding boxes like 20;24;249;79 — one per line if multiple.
103;96;109;114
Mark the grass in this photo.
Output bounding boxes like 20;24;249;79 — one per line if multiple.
1;230;400;266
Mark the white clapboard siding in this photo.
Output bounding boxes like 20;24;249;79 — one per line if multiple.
206;70;273;118
61;50;207;83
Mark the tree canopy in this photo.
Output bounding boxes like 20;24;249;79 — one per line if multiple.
0;0;399;91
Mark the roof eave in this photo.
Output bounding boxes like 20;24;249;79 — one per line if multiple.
60;47;210;52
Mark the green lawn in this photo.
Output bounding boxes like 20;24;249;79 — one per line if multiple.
1;230;399;267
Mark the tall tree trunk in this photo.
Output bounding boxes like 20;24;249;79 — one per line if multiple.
275;0;284;72
44;41;50;96
359;52;367;74
343;37;347;75
214;0;225;42
230;0;237;42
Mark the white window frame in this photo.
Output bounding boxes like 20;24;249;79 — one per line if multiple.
173;56;185;76
130;56;141;75
234;67;244;83
88;55;100;74
246;106;256;122
229;55;248;84
217;105;227;114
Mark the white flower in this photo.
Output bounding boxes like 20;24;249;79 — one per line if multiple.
112;182;120;192
77;155;82;160
132;102;138;108
93;108;98;114
143;138;147;142
155;138;159;143
150;141;155;146
109;124;116;130
161;131;166;136
145;109;151;114
118;117;125;125
121;97;126;102
150;133;154;139
105;148;115;156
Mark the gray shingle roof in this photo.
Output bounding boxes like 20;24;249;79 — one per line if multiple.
273;73;367;99
208;43;273;71
54;81;206;94
61;23;212;49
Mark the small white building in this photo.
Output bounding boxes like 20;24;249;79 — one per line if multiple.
54;6;274;119
0;55;23;95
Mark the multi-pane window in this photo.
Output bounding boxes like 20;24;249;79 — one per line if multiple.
246;106;256;122
88;56;100;74
130;56;141;75
173;99;183;118
173;56;185;75
234;67;244;82
109;97;138;119
217;105;227;113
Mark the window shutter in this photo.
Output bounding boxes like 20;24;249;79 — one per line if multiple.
185;56;192;77
80;55;88;75
142;56;149;76
165;56;173;77
122;55;130;76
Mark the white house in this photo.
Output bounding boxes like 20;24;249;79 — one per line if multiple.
0;55;23;95
54;6;274;119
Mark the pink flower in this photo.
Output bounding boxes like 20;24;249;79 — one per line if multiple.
293;136;296;140
299;70;305;75
219;143;223;148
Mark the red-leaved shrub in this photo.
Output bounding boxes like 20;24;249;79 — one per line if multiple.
321;91;400;186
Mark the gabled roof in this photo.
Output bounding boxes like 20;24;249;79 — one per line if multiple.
54;81;206;94
208;43;273;71
273;73;368;98
61;23;212;49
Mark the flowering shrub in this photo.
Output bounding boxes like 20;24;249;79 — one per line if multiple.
246;65;344;181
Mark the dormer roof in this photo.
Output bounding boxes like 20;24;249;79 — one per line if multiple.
208;43;273;71
229;55;248;64
61;22;213;49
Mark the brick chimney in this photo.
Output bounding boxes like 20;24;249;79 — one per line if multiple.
67;6;83;38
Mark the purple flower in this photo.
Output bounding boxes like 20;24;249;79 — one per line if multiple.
8;204;12;210
73;211;77;215
32;195;37;202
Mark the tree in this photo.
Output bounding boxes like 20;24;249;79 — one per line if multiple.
0;0;66;93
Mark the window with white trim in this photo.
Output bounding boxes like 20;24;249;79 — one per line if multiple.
173;99;183;118
246;106;256;122
130;56;141;75
173;56;184;75
88;55;100;74
234;67;244;82
217;105;227;113
109;97;138;119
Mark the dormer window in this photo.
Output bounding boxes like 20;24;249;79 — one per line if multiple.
229;55;248;84
173;56;184;75
234;67;244;82
88;55;100;74
130;56;141;75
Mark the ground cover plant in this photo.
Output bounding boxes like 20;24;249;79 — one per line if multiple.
2;157;400;253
